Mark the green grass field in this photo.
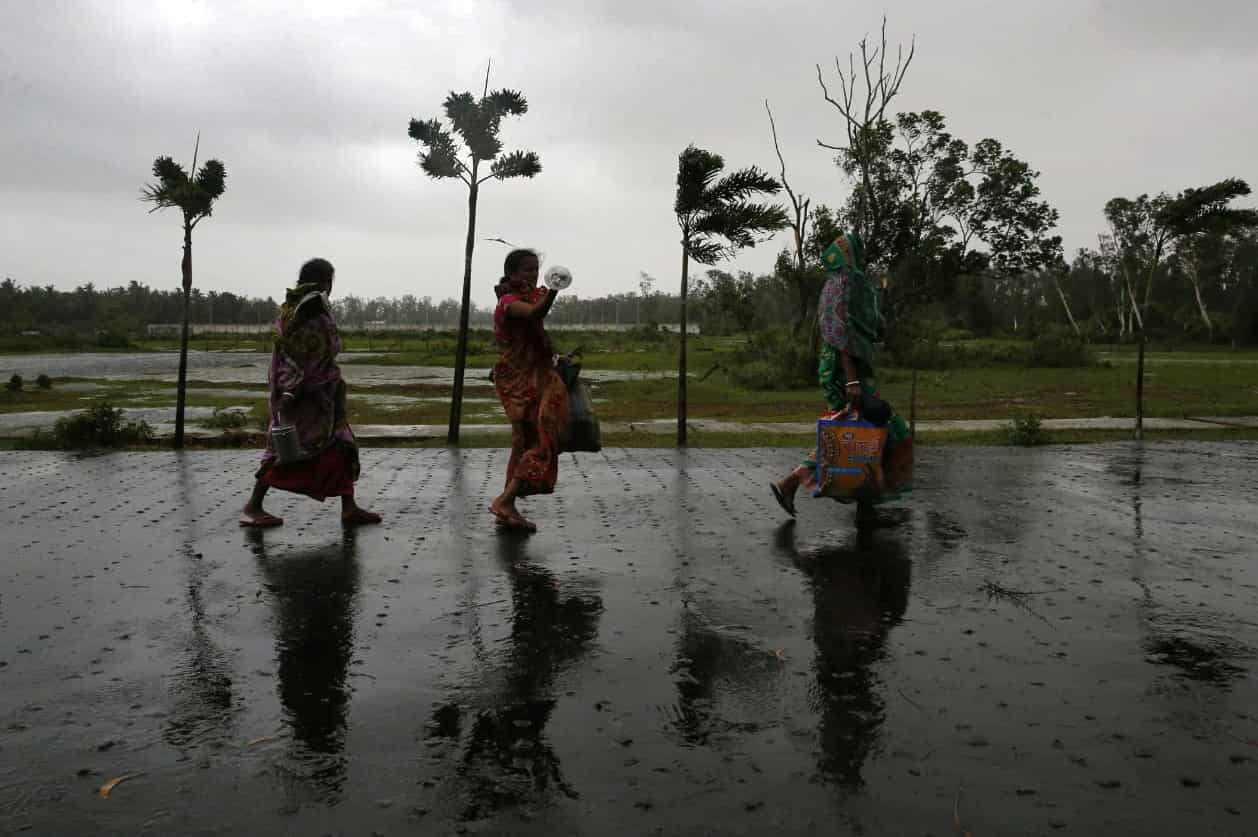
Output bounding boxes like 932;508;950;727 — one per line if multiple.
4;330;1258;446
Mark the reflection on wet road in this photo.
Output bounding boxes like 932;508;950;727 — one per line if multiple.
1;443;1256;835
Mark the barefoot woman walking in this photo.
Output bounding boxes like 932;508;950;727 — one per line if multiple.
488;249;568;531
240;258;381;528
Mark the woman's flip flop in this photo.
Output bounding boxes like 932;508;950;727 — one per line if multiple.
770;483;797;518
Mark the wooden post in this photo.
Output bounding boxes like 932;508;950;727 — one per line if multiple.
910;366;918;437
1135;337;1145;441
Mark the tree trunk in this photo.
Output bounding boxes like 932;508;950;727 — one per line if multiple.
793;269;810;334
174;220;193;450
447;175;479;445
1053;277;1081;338
1122;270;1145;334
1142;238;1162;321
677;239;689;447
1186;266;1214;342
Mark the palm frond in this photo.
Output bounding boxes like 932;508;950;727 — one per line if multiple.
408;117;445;145
420;145;464;179
1159;178;1258;236
697;201;789;247
443;92;503;160
442;91;479;129
410;118;465;179
675;145;726;216
686;238;728;266
463;122;504;161
490;150;541;180
139;183;176;209
195;159;226;199
704;166;781;205
151;156;188;185
486;88;528;117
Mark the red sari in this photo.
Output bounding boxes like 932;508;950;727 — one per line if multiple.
493;285;569;496
256;289;360;501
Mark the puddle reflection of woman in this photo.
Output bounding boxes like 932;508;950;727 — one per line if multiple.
240;258;381;528
770;232;912;517
488;249;568;532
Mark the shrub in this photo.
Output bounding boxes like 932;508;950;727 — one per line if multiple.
1028;328;1092;368
52;403;154;448
249;403;272;432
625;323;670;343
96;331;132;349
35;374;52;389
729;331;814;390
1006;414;1047;447
6;373;22;391
201;407;250;430
893;339;954;370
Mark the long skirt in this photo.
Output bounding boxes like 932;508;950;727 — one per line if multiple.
497;366;569;497
256;441;358;501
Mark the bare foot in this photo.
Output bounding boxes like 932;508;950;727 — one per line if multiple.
240;508;283;528
489;500;535;531
489;496;518;520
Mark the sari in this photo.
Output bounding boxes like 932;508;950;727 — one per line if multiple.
800;233;913;501
256;282;360;501
493;282;569;496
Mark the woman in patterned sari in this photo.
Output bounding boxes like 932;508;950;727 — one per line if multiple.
489;249;569;532
770;232;913;516
240;258;382;528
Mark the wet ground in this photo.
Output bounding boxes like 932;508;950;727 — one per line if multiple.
1;444;1257;836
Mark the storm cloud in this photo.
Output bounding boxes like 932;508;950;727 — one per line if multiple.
2;0;1255;307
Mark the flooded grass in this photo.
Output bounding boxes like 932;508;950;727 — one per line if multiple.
2;340;1258;440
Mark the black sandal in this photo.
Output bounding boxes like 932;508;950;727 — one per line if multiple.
770;482;797;518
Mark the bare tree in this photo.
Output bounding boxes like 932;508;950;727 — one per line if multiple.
765;99;812;332
816;15;915;267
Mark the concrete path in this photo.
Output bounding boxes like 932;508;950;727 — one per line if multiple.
348;415;1258;439
2;444;1257;835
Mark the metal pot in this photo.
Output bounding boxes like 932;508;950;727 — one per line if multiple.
270;422;303;465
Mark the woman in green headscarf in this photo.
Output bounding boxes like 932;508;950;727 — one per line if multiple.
770;232;913;516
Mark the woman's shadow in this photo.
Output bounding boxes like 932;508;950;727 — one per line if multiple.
244;527;362;802
426;530;604;820
773;518;912;789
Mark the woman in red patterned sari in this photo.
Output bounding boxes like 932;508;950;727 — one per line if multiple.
240;258;381;528
488;249;568;532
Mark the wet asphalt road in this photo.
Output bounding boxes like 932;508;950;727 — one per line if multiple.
1;444;1256;836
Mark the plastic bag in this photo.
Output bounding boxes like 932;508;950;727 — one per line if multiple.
813;415;887;502
556;354;601;453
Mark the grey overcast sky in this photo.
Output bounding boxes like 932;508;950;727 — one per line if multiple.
2;0;1255;308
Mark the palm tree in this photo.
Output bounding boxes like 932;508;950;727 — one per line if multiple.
1159;178;1258;342
141;135;227;449
674;146;787;446
409;64;541;444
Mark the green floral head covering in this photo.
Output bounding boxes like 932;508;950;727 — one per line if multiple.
820;232;865;277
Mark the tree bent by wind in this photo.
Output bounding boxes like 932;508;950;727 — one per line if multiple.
409;68;541;444
141;136;226;449
673;145;787;446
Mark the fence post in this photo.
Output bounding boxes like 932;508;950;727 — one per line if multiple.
910;366;918;438
1135;337;1145;441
